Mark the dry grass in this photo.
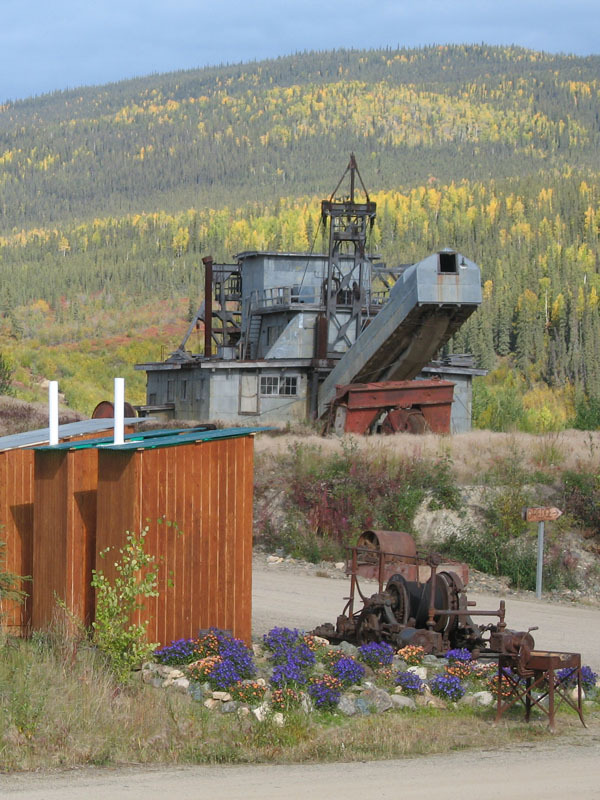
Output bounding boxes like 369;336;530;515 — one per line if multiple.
255;429;600;483
0;396;84;438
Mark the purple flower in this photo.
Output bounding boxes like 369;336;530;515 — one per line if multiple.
308;676;342;709
358;641;395;668
264;627;316;687
445;648;472;663
395;670;424;694
557;664;598;691
154;638;198;665
331;656;365;687
430;673;465;701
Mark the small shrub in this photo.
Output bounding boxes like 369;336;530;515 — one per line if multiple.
188;656;222;684
0;537;28;617
358;641;395;669
91;528;159;682
445;648;472;663
270;686;303;712
264;627;316;687
395;671;424;695
438;527;538;590
445;663;472;680
330;656;365;687
154;637;199;665
398;645;426;666
307;675;343;709
556;665;598;691
229;681;267;706
429;673;465;702
194;629;221;659
562;470;600;535
487;668;522;698
185;629;255;690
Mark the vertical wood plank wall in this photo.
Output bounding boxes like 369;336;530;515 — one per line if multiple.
32;449;98;629
0;427;123;635
0;450;34;633
96;436;254;645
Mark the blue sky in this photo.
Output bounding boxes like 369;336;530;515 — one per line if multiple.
1;0;598;102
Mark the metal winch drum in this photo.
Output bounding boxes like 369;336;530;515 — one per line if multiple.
312;529;535;656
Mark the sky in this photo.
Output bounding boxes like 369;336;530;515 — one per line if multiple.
1;0;599;103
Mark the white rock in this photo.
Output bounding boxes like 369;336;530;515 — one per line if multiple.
407;666;428;680
238;706;250;718
311;636;329;646
472;690;494;707
569;687;585;702
212;691;232;702
267;555;283;564
272;712;285;727
172;677;190;693
335;562;346;571
252;703;269;722
391;695;416;711
204;698;220;710
300;693;313;713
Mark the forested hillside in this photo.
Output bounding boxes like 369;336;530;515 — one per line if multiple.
0;45;599;425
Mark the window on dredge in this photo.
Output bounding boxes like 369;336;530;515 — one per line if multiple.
439;252;458;273
260;375;298;396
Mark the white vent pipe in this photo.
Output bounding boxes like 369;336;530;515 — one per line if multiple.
114;377;125;445
49;381;59;445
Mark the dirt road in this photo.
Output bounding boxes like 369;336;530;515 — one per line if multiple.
1;557;599;799
2;736;600;799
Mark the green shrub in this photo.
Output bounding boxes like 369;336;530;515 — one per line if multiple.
562;469;600;536
0;538;27;620
91;528;159;682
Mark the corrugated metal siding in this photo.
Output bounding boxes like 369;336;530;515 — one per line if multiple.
0;450;34;633
95;436;254;646
32;449;98;630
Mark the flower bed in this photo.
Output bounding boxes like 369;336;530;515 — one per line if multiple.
146;629;599;720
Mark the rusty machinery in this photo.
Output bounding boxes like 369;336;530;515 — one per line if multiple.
324;379;456;435
312;530;536;657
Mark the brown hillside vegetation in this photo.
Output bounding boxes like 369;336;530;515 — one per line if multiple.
255;428;600;483
0;395;84;438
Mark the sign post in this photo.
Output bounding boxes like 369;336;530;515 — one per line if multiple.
522;507;563;599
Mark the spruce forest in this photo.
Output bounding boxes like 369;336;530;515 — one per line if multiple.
1;44;600;427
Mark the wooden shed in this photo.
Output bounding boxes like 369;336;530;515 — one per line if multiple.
32;447;99;629
95;428;259;646
28;425;214;631
0;419;142;634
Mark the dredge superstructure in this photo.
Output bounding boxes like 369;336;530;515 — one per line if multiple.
137;156;484;430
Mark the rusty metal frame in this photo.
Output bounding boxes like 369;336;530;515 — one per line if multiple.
494;651;586;732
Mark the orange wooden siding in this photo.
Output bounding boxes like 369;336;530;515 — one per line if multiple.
95;436;254;646
32;449;98;630
0;450;34;633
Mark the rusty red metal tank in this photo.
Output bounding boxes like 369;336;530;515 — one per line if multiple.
328;379;455;435
92;400;137;419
